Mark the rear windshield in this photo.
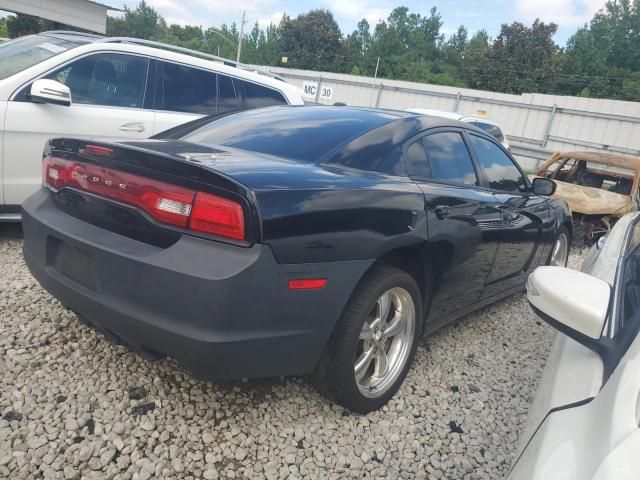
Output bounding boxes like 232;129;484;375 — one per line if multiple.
0;34;84;80
181;106;397;161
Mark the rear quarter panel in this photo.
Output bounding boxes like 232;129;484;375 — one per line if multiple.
254;177;427;264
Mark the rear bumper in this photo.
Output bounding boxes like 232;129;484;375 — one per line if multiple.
22;189;372;380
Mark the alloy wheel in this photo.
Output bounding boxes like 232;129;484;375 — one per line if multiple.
354;287;416;398
550;232;569;267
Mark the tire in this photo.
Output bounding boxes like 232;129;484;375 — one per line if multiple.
311;265;423;413
571;222;589;248
547;225;571;267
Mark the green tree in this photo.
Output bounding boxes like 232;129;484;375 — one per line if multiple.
0;17;8;38
487;19;561;94
561;0;640;100
278;10;343;71
121;0;161;39
462;30;491;89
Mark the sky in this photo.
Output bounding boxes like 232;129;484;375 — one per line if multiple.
98;0;608;45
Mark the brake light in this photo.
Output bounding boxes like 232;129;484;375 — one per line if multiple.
189;192;245;240
43;155;245;240
84;145;113;156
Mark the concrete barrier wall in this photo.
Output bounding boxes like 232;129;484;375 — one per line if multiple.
261;66;640;170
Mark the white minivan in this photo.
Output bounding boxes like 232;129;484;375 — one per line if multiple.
0;31;304;219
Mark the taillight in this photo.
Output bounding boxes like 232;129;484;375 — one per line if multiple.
189;192;245;240
43;155;245;241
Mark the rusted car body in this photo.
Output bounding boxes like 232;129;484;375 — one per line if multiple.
535;151;640;245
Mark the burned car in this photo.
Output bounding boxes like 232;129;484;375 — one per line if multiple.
535;151;640;245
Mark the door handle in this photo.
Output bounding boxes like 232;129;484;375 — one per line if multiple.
434;205;450;220
119;122;145;133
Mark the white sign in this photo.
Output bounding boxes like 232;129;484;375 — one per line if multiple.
302;81;318;99
302;81;333;101
319;86;333;100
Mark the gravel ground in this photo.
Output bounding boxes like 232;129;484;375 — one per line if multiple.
0;223;582;480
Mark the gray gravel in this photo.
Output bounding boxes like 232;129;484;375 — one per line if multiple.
0;223;579;479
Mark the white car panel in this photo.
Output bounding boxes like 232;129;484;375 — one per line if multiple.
3;101;154;204
0;100;6;203
151;110;201;136
509;338;640;480
510;212;640;480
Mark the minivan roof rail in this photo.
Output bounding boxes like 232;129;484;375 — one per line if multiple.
40;30;105;39
95;36;286;82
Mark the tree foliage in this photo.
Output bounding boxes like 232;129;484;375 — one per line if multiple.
0;0;629;100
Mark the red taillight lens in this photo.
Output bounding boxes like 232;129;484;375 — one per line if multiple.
189;192;245;240
43;155;245;241
288;278;328;290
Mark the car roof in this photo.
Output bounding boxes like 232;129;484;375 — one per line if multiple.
171;105;482;169
406;108;503;128
405;108;464;120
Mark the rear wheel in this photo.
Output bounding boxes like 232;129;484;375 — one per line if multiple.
311;265;423;413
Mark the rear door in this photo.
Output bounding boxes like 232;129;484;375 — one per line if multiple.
3;52;154;205
467;133;553;296
406;129;503;322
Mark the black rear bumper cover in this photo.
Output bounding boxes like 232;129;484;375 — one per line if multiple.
22;189;372;380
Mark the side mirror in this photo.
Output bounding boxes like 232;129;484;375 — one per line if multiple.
527;266;610;352
30;79;71;107
531;177;556;196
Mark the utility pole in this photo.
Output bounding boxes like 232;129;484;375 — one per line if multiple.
236;10;246;63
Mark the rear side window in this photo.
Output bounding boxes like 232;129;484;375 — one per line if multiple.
160;62;217;114
47;53;149;108
240;80;287;108
423;132;478;186
404;139;430;179
469;135;527;192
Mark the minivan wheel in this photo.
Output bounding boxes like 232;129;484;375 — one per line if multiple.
311;265;423;413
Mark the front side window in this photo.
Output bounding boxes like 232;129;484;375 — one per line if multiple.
469;135;527;192
47;53;149;108
240;80;287;109
160;62;217;114
423;132;478;186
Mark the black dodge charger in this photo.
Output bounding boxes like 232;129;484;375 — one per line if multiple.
22;106;571;412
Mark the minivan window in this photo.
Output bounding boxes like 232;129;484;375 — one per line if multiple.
469;135;527;192
0;35;84;81
424;132;478;185
47;53;149;108
240;80;287;108
218;74;239;113
160;62;217;114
